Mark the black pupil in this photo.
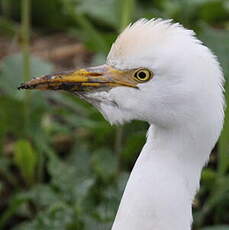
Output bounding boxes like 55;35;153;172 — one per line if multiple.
138;71;147;79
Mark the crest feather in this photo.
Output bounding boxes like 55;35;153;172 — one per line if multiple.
107;18;196;67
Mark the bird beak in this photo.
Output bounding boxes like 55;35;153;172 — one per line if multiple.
18;65;138;92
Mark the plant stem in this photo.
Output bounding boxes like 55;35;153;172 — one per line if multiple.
21;0;31;135
1;0;11;19
21;0;31;83
74;13;108;53
119;0;135;31
64;0;108;53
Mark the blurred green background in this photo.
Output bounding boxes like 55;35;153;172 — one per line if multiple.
0;0;228;229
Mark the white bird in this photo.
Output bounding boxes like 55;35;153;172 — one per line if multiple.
19;18;225;230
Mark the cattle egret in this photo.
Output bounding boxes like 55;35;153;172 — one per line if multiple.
18;19;225;230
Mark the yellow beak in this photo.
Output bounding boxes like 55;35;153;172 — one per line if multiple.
18;65;138;92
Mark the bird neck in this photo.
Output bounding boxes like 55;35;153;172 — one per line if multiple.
112;123;213;230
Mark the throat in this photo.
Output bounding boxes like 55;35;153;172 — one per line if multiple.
112;124;212;230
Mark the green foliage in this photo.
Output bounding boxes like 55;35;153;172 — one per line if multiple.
199;24;229;173
91;148;118;181
14;139;37;184
0;0;228;229
201;226;229;230
0;54;53;98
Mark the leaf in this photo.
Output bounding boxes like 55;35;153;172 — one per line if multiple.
83;215;112;230
199;0;229;24
0;53;53;99
47;153;94;204
201;225;229;230
14;139;37;184
77;0;119;29
0;192;29;229
0;96;25;137
68;145;92;177
199;25;229;174
91;148;118;181
13;203;76;230
198;25;229;78
23;184;60;208
201;168;217;190
0;53;54;140
195;178;229;226
122;131;145;162
63;1;108;53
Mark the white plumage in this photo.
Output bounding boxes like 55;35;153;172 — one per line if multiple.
93;19;224;230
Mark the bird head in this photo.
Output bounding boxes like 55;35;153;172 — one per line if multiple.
18;19;224;129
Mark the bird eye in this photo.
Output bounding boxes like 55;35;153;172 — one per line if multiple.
133;69;152;82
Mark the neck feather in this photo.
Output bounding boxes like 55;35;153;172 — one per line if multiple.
112;122;216;230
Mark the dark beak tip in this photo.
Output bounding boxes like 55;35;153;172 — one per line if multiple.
17;83;29;90
17;84;24;90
